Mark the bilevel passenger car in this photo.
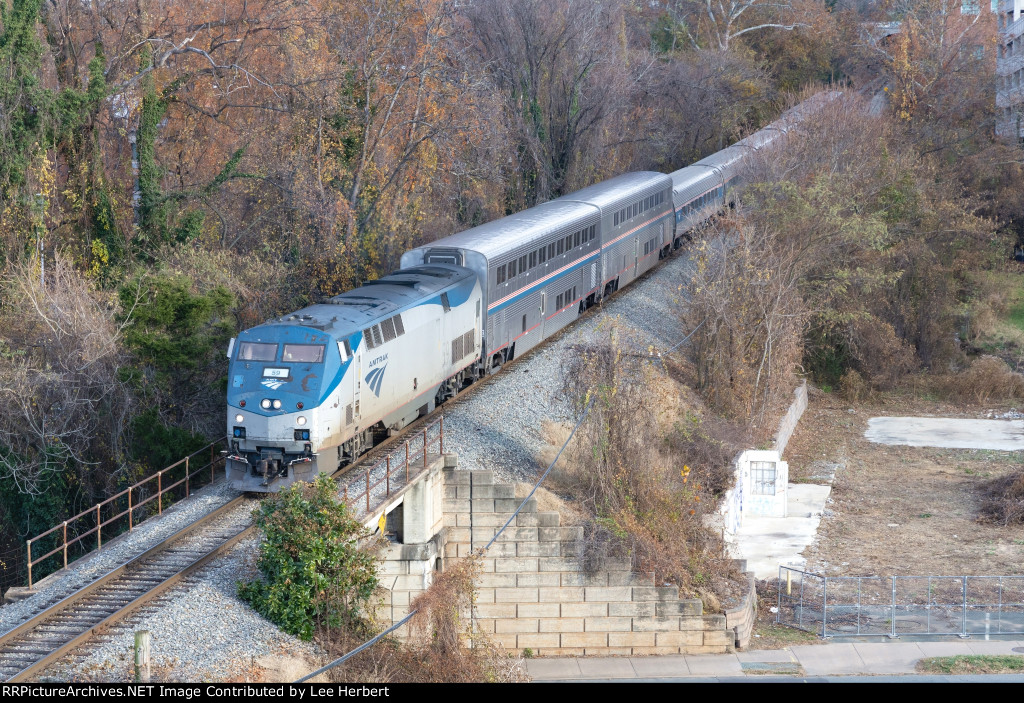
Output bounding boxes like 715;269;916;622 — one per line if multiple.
225;91;841;492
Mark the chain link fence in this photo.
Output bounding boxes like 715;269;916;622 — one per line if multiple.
777;566;1024;638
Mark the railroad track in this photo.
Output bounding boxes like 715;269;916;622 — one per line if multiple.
0;421;436;683
0;240;692;683
0;496;255;682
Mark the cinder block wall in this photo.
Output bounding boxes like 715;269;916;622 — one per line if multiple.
441;466;735;656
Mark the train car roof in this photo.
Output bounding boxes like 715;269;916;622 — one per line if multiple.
410;172;672;262
257;265;474;335
553;171;672;209
669;163;721;197
408;200;597;261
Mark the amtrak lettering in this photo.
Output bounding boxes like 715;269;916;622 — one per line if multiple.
368;353;388;368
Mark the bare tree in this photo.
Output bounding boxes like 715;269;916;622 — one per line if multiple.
0;256;137;497
465;0;649;205
684;217;805;429
663;0;822;51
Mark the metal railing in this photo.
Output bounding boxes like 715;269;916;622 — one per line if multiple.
26;439;228;588
777;566;1024;639
341;417;444;518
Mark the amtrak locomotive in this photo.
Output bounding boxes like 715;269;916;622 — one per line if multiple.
225;92;839;491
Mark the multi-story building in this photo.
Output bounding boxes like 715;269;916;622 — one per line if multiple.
997;0;1024;139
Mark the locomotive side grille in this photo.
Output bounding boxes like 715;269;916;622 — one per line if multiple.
380;316;397;342
393;314;405;336
452;336;464;362
346;404;353;425
370;325;383;347
363;326;378;350
462;330;474;355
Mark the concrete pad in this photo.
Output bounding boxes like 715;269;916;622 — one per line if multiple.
526;658;583;680
787;483;832;518
865;417;1024;450
627;655;690;678
682;653;743;676
727;483;831;579
790;643;865;675
736;649;798;663
852;643;926;674
576;657;638;679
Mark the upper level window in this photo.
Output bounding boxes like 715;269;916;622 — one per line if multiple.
237;342;277;361
283;344;325;363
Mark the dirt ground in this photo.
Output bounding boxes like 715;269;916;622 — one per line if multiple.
784;385;1024;578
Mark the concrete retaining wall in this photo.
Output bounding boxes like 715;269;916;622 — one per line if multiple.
774;380;808;456
440;464;735;657
723;569;757;648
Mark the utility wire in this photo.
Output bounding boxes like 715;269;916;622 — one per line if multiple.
292;316;712;682
292;395;596;682
483;395;595;552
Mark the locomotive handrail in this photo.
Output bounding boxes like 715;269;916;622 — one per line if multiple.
25;437;228;588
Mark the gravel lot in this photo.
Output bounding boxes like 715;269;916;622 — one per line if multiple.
7;246;699;683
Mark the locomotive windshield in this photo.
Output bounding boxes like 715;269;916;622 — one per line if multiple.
237;342;277;361
283;344;325;363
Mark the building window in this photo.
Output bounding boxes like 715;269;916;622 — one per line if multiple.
751;461;777;496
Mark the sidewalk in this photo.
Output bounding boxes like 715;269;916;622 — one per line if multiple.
525;638;1024;680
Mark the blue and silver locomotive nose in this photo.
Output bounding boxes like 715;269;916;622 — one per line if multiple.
225;324;353;490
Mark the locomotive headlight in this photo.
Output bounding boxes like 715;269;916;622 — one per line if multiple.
261;399;271;409
296;416;307;426
235;414;244;424
272;399;282;410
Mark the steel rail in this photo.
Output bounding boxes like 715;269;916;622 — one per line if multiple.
0;496;252;682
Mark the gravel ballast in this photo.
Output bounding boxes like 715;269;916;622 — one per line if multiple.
0;480;241;634
441;251;695;485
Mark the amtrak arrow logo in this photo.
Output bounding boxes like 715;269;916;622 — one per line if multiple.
365;364;387;397
261;379;286;390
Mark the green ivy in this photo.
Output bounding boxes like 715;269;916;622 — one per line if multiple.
238;475;379;641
